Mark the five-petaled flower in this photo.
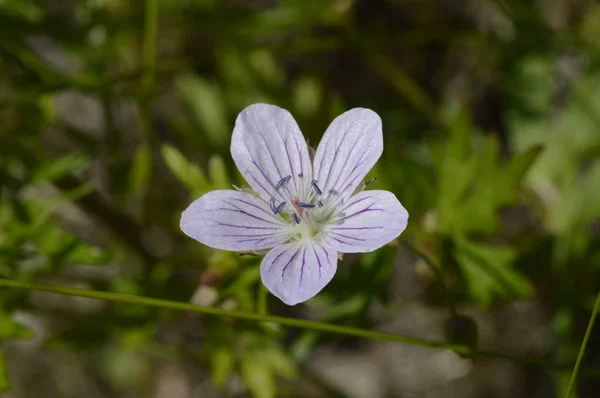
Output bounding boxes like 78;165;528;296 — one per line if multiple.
181;104;409;305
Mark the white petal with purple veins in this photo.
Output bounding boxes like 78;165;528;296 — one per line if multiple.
180;190;289;251
260;241;337;306
323;190;408;253
231;104;312;203
312;108;383;211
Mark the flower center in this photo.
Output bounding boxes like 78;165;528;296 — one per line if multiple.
290;215;321;240
268;175;330;242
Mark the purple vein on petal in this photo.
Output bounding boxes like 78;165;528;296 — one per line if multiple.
293;137;304;177
216;208;274;225
334;207;384;223
330;226;384;230
228;237;279;244
324;134;365;199
256;130;284;179
215;222;279;230
268;249;288;273
343;195;373;209
329;232;366;241
283;137;298;195
331;196;373;218
321;117;362;193
222;233;277;237
221;200;278;225
230;198;284;224
330;236;346;245
313;245;322;280
298;245;307;287
331;150;369;199
242;141;284;200
281;247;300;280
249;111;284;181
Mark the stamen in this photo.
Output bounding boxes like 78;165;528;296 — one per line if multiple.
274;201;286;214
311;180;322;195
317;200;323;208
298;173;303;178
276;175;292;191
298;202;315;209
292;213;301;224
269;197;277;213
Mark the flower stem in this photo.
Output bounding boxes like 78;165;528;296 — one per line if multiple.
142;0;158;90
564;290;600;397
399;240;457;317
0;348;8;392
258;283;269;315
1;278;599;376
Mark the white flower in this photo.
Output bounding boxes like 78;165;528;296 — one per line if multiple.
181;104;409;305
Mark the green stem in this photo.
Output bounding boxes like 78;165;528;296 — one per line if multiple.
257;283;269;315
142;0;159;90
138;0;159;230
400;240;457;316
1;278;599;376
0;347;8;392
565;290;600;397
364;52;447;133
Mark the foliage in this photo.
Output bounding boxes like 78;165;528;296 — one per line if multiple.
1;0;600;397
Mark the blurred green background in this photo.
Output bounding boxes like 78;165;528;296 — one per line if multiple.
1;0;600;397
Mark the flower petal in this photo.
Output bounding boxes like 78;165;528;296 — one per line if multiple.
231;104;312;203
180;190;289;251
312;108;383;211
261;241;337;305
323;190;408;253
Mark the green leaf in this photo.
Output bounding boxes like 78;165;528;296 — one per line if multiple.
265;344;297;379
211;345;235;386
128;144;152;197
291;330;319;361
175;74;228;147
454;237;534;305
241;352;275;398
446;108;472;161
221;266;260;296
291;295;368;360
0;311;35;339
0;0;43;22
161;144;209;195
31;154;89;183
208;155;230;190
293;76;323;117
249;49;284;88
495;144;544;204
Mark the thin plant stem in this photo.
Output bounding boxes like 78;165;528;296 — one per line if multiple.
257;283;269;315
138;0;159;231
564;290;600;397
0;348;8;392
400;240;457;317
1;278;600;376
142;0;159;90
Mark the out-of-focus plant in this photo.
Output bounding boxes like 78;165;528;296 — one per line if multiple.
1;0;600;397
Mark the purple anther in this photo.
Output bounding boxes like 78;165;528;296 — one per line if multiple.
292;213;301;224
276;175;292;191
317;200;323;208
274;201;286;214
311;180;322;195
270;197;277;213
298;173;303;178
298;202;315;208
